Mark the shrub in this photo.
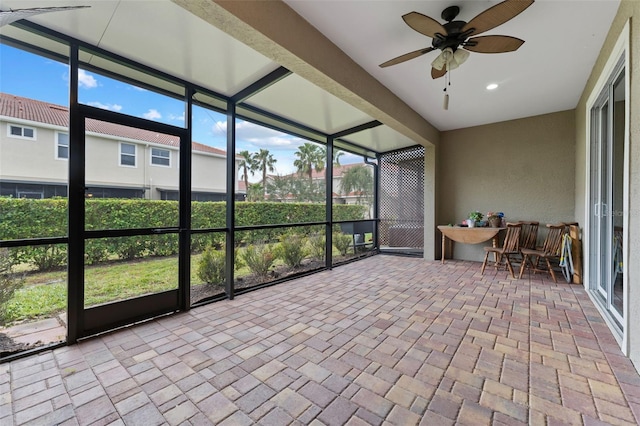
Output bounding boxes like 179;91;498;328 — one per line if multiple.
26;245;67;271
149;234;179;257
0;248;23;325
333;233;353;256
191;233;225;254
0;198;366;270
275;233;307;268
113;236;146;260
308;234;326;262
85;239;110;265
197;246;226;285
241;243;276;278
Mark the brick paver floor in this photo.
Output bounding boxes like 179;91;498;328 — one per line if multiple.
3;255;640;425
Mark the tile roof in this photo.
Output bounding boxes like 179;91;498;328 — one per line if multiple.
273;162;370;180
0;93;228;156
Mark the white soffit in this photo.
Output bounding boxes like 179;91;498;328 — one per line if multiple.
246;73;373;135
1;0;280;98
96;0;279;97
0;24;69;58
341;125;417;154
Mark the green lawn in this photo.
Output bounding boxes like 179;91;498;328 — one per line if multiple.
4;255;204;324
2;241;367;325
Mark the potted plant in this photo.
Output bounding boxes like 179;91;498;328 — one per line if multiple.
467;211;483;228
487;211;504;227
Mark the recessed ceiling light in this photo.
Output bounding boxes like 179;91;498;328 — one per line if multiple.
486;83;499;90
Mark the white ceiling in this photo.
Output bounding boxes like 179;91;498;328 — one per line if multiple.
0;0;621;151
285;0;620;131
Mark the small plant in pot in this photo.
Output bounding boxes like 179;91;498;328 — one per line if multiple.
487;211;504;227
467;211;483;228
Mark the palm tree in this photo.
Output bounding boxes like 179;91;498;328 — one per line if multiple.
340;165;374;218
319;146;343;166
332;149;344;167
238;150;255;196
294;143;325;186
254;149;277;198
246;182;264;202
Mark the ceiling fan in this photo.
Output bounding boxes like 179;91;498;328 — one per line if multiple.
0;6;89;28
379;0;534;79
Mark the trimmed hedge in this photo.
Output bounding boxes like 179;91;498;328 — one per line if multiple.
0;198;365;270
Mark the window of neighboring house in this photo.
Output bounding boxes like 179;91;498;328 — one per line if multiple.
8;124;36;140
151;147;170;166
56;132;69;159
120;143;136;167
17;191;44;199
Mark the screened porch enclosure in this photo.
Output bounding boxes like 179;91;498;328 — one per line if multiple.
0;18;426;358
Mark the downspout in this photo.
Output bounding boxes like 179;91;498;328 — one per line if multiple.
144;144;149;199
365;155;379;250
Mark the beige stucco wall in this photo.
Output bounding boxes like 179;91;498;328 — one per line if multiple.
437;110;576;261
192;152;228;194
574;0;639;370
0;121;67;184
1;119;231;199
89;139;230;197
85;135;154;190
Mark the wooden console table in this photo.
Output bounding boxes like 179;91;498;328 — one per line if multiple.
437;225;505;264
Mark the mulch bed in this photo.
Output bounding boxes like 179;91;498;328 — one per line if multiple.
190;258;329;304
0;333;42;357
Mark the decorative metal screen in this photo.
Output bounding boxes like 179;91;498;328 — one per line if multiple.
379;146;425;253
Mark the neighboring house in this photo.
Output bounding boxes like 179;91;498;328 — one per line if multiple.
0;93;244;201
265;163;373;205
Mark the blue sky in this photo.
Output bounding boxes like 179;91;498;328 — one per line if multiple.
0;43;361;178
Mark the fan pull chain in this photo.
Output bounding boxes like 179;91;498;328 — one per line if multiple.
443;65;450;110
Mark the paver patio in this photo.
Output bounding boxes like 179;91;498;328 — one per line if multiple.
2;255;640;425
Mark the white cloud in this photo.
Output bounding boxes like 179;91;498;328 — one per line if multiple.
143;109;162;120
169;112;185;122
78;69;98;89
87;101;122;112
214;120;282;140
213;121;227;134
214;120;304;151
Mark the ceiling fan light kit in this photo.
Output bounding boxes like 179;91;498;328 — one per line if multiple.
430;47;469;71
379;0;534;109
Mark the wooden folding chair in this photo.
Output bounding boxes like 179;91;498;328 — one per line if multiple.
518;223;565;282
481;222;522;278
519;221;539;250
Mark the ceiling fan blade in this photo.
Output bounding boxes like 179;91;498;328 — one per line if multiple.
462;0;534;36
402;12;447;38
431;67;447;79
463;35;524;53
379;47;434;68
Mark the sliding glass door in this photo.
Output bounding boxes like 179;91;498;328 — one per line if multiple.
588;57;625;331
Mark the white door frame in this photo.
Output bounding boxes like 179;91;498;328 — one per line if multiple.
583;20;630;353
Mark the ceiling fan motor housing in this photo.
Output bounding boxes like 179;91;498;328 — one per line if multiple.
433;20;468;51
